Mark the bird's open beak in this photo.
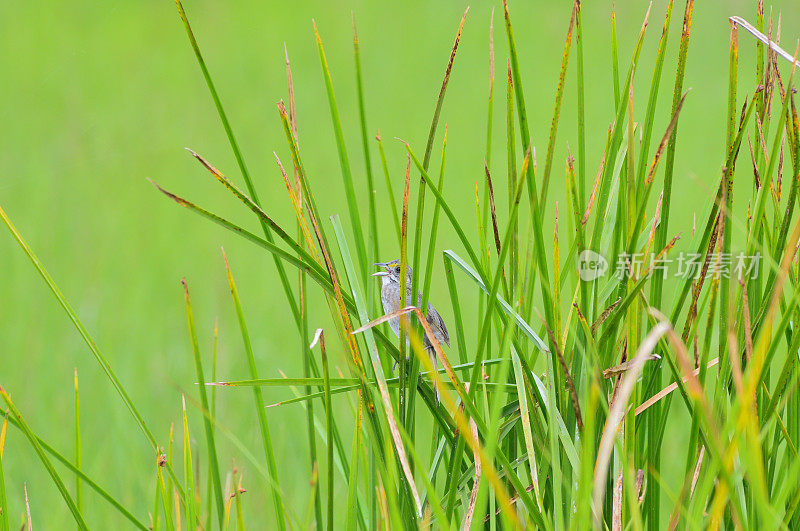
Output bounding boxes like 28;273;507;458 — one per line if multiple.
373;260;398;276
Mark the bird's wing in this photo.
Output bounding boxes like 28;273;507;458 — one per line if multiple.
427;303;450;347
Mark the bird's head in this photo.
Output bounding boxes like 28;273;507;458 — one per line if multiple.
372;260;412;285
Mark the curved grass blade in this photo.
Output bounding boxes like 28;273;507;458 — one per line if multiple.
404;143;483;280
443;250;548;353
0;387;88;530
593;322;669;527
150;179;331;291
150;179;405;365
0;203;186;503
185;149;320;272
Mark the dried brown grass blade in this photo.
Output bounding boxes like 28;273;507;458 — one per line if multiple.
603;354;661;379
185;148;297;248
275;153;318;261
485;162;502;257
593;322;670;526
542;320;583;430
747;135;762;190
643;191;664;260
460;415;481;531
283;46;302;202
612;471;623;531
591;297;622;335
581;153;606;225
646;91;689;184
730;16;800;68
740;278;753;362
25;482;32;531
635;357;719;416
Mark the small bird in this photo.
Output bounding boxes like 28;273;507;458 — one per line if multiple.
372;260;450;401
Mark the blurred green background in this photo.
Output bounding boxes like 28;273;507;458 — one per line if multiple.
1;0;798;525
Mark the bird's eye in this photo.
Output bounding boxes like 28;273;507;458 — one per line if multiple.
395;266;401;274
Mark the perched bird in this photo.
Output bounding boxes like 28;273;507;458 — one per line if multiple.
372;260;450;401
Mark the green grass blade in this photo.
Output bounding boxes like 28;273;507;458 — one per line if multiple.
443;250;548;353
511;347;541;506
313;21;369;282
502;0;538;204
404;143;483;279
175;0;302;334
206;319;219;528
650;0;694;311
152;178;405;366
309;329;335;530
181;395;197;529
223;251;286;529
0;388;88;530
185;149;323;277
540;3;576;207
611;6;621;104
181;279;225;527
150;180;331;289
345;398;362;530
3;414;149;529
0;415;9;531
157;454;175;531
407;8;468;433
481;9;496;251
0;203;187;502
352;16;380;286
575;0;587;205
634;0;675;192
376;133;402;244
420;7;468;174
73;368;82;521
